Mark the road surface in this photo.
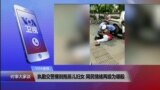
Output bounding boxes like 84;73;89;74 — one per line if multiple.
90;24;125;65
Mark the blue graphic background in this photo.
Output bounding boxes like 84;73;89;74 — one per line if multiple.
1;0;54;70
1;0;131;90
1;0;126;71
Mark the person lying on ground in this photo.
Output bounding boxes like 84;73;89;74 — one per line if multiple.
95;29;113;46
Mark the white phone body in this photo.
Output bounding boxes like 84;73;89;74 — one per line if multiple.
14;5;49;63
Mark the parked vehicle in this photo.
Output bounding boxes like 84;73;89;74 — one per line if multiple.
109;11;125;38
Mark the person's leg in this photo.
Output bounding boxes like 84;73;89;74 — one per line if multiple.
94;32;103;40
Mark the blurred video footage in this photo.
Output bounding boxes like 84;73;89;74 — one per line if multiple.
126;5;160;65
54;5;90;65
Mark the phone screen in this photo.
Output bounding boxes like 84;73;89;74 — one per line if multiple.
16;9;47;54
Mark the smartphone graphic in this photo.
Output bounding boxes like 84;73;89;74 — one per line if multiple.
14;5;49;63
